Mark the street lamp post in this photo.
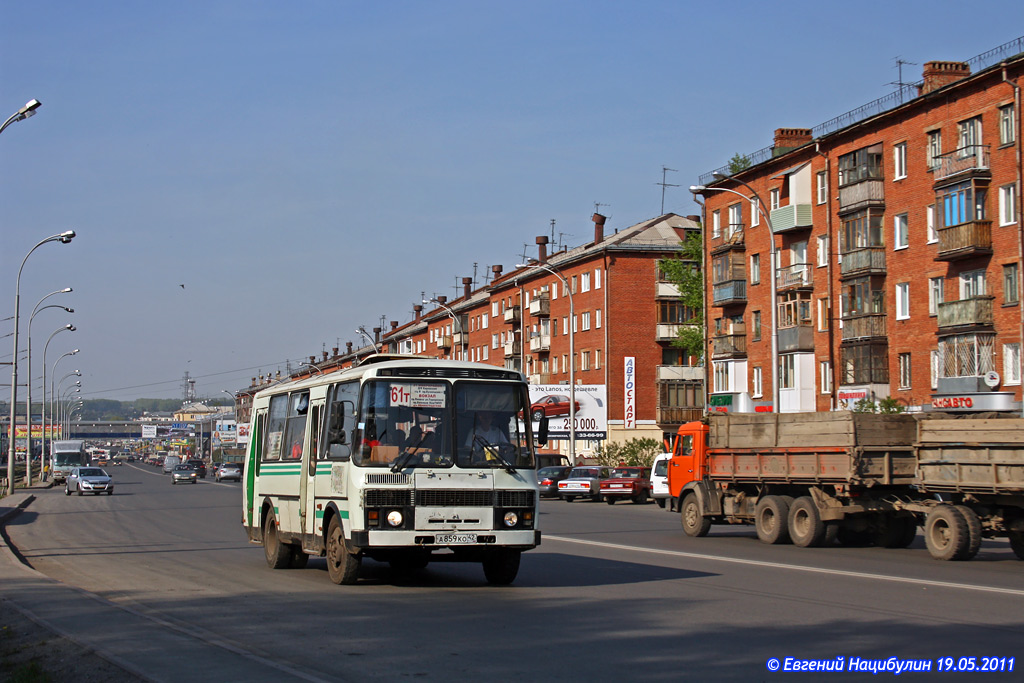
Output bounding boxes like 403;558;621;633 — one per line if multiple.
355;327;378;354
516;261;576;464
424;298;466;360
7;230;76;495
51;352;80;446
29;318;74;483
691;181;779;413
0;99;41;136
60;387;80;437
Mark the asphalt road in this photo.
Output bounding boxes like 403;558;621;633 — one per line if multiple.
4;464;1023;681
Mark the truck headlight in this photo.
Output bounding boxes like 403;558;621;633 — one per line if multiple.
386;510;404;527
503;512;519;528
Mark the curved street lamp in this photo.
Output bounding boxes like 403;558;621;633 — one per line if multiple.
355;327;378;354
0;99;42;136
50;350;80;448
300;362;324;376
516;260;576;465
60;386;81;437
26;297;73;484
7;230;75;494
424;298;466;360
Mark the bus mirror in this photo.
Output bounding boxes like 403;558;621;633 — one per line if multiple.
537;416;548;447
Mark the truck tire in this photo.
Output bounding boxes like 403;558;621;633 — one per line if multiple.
953;505;982;560
1009;530;1024;560
755;495;791;545
788;496;827;547
681;493;711;537
924;505;970;561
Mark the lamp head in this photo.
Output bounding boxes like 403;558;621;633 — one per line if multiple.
66;324;75;331
59;230;76;244
61;287;72;293
712;171;728;180
64;307;74;313
70;349;79;354
689;185;706;193
20;99;42;115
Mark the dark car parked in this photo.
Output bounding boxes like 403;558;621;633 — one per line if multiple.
600;466;652;504
537;466;573;498
185;459;207;478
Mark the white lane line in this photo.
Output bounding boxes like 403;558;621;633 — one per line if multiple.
545;535;1024;597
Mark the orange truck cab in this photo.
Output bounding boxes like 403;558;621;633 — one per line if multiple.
666;421;709;510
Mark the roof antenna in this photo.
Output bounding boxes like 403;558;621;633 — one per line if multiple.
656;166;679;214
889;56;918;104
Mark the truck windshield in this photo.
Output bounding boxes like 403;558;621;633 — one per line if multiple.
54;453;83;466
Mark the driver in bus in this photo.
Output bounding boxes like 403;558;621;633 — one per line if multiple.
466;411;510;464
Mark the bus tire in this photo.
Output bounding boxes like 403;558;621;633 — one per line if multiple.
681;493;711;537
953;505;982;560
326;516;360;585
1009;530;1024;560
482;548;521;585
755;495;791;545
289;550;309;569
924;505;970;561
788;496;826;548
263;509;291;569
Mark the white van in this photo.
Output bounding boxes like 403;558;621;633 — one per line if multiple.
162;455;182;474
650;452;672;509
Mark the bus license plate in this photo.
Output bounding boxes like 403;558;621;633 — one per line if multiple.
436;533;477;545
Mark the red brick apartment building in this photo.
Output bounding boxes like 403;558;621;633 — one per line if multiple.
236;213;703;458
698;38;1023;414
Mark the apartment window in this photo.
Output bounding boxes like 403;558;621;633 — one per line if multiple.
938;180;986;228
816;171;827;204
1000;104;1016;145
926;205;937;243
960;269;986;299
928;277;944;316
581;272;591;292
841;208;884;251
1004;263;1019;305
958;116;982;151
551;356;558;374
770;188;780;211
750;197;760;226
894;213;908;250
893;142;907;180
896;282;910;320
752;367;763;398
594;268;601;289
817;298;830;331
580;312;591;331
562;316;568;335
580;351;590;371
779;355;795;389
594;349;601;370
595;308;602;329
816;235;828;267
551;282;558;300
659;301;696;324
491;302;500;317
481;313;489;329
752;310;761;341
999;184;1018;226
571;275;577;294
750;254;761;285
930;350;939;389
898;353;912;389
482;345;488;361
838;145;883;186
712;210;721;238
820;360;832;394
926;130;942;169
1004;343;1021;385
572;315;577;333
728;203;743;235
561;354;568;374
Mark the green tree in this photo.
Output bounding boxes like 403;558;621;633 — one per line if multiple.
594;437;664;467
728;153;751;174
657;231;704;360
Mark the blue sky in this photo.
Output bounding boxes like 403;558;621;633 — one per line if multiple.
2;1;1019;401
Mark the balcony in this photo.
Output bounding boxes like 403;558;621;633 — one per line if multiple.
529;373;553;385
709;225;745;254
778;324;814;352
937;296;994;330
656;281;680;298
503;340;521;356
840;246;886;277
657;365;703;381
529;334;551;353
936;220;992;261
529;296;550;317
436;335;452;349
712;333;747;359
712;279;747;306
838;179;885;213
657;407;705;425
656;323;682;341
503;305;521;323
770;204;813;233
841;313;886;341
452;332;466;347
934;145;990;183
777;263;812;290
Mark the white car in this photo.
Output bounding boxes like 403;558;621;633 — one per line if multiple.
557;466;611;502
650;453;672;509
65;467;114;496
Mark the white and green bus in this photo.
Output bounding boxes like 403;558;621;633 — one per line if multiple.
243;355;544;585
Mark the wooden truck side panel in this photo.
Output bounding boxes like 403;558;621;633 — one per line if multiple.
916;416;1024;494
705;446;918;486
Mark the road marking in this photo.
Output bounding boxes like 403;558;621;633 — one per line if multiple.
545;535;1024;597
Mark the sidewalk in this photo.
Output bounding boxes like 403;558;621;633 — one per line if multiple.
0;485;324;683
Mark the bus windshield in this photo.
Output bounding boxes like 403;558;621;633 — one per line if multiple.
355;380;534;470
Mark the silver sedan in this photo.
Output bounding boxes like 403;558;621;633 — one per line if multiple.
65;467;114;496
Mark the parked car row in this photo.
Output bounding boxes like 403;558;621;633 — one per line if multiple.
537;465;657;504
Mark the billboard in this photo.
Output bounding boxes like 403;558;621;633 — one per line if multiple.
141;424;158;439
213;419;237;446
527;383;607;440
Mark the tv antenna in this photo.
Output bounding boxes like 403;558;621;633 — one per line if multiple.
656;166;680;214
889;57;918;103
594;202;610;216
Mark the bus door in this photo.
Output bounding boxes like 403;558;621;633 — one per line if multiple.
300;398;324;544
245;409;266;532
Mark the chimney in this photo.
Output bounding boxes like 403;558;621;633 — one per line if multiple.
322;351;328;361
276;371;281;380
592;213;606;243
346;342;353;354
413;304;423;320
251;377;256;387
332;347;338;357
373;327;381;343
492;264;503;279
920;61;971;95
437;295;447;304
309;355;316;364
536;235;549;263
686;215;701;223
773;128;813;155
462;277;472;299
390;320;398;331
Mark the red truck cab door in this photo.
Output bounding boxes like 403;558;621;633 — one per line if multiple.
668;422;707;499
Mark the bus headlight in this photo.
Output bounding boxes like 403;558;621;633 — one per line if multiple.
386;510;404;527
503;511;519;528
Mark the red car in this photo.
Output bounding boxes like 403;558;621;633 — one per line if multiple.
600;467;652;504
529;394;581;421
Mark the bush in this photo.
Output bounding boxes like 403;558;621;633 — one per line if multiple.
594;438;664;467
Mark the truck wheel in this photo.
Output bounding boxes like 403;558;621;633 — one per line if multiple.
325;516;361;584
681;493;711;537
755;495;791;545
482;549;521;585
263;509;292;569
1009;530;1024;560
875;516;918;548
953;505;982;560
788;496;827;547
924;505;970;561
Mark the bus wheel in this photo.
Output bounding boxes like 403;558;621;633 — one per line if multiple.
326;516;360;585
482;549;521;585
681;493;711;537
263;510;291;569
289;551;309;569
754;495;791;545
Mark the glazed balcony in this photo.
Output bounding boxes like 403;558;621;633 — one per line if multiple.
840;247;886;277
709;224;745;254
436;335;452;349
657;407;705;425
656;281;680;298
656;323;682;341
528;373;553;385
936;220;992;261
934;145;990;183
841;313;887;341
770;203;813;234
937;296;994;330
777;263;813;290
712;279;747;306
503;340;521;356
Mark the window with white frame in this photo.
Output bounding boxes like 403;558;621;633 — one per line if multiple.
958;116;982;152
594;349;601;370
594;269;601;289
1000;104;1016;146
928;277;944;316
728;203;742;235
927;130;942;169
492;333;499;349
898;352;912;389
580;351;590;371
960;269;987;299
779;355;795;389
580;311;591;331
894;213;909;249
752;366;763;397
581;272;591;292
750;253;760;285
712;210;721;238
817;298;830;331
713;362;730;393
551;356;558;374
750;197;760;226
926;204;937;243
482;345;488;361
595;308;602;328
816;172;827;204
561;354;568;373
893;142;907;180
820;360;832;394
481;313;489;329
1004;263;1019;305
562;316;568;335
1000;184;1018;226
492;302;499;317
770;188;780;211
572;315;577;333
817;235;829;267
1004;343;1021;385
930;349;940;389
896;282;910;320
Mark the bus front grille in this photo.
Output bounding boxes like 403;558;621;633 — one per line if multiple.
365;489;413;507
496;490;535;507
416;489;494;507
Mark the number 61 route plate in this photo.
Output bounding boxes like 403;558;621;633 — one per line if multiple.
435;533;477;545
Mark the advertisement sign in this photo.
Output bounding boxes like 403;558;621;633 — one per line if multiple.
214;419;237;446
237;422;251;448
624;357;636;429
527;383;607;440
141;424;158;439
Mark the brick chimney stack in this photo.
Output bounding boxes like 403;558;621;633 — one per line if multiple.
413;304;423;320
492;265;503;279
774;128;813;153
332;347;338;357
346;342;353;354
686;215;701;223
462;277;472;299
592;213;606;244
437;296;447;304
373;327;381;343
309;355;316;364
322;351;328;361
920;61;971;95
390;320;398;331
536;235;549;263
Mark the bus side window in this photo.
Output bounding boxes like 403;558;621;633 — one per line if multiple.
326;381;358;460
